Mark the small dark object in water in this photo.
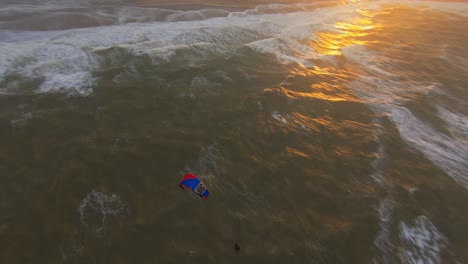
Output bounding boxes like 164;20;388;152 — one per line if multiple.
234;243;240;252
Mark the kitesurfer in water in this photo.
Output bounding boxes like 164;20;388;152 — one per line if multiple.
234;243;240;252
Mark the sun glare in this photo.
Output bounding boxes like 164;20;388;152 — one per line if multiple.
281;9;384;103
309;10;381;56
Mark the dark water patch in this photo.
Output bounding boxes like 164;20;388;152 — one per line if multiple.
0;13;115;31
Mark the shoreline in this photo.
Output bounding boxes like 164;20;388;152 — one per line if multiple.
129;0;315;10
130;3;254;11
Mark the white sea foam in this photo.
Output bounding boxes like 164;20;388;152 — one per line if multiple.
344;46;438;107
271;111;288;124
370;117;387;186
39;71;97;95
389;106;468;188
344;30;467;189
349;50;467;188
145;42;225;70
399;215;448;264
370;119;397;263
0;2;355;95
373;197;396;264
1;0;466;100
436;105;468;139
79;190;128;235
247;38;315;67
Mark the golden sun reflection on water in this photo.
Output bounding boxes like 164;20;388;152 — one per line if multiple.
282;9;383;103
283;65;359;102
280;83;359;102
309;10;381;56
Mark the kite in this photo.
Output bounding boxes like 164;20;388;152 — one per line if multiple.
179;173;210;199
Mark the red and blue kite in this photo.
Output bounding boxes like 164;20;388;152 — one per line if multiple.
179;173;210;199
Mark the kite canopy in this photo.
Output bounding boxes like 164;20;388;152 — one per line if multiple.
179;173;210;199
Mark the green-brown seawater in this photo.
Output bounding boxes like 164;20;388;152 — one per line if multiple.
0;1;467;263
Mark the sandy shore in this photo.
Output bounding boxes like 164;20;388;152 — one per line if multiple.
131;0;317;9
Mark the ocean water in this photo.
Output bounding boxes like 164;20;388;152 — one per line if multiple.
0;0;467;263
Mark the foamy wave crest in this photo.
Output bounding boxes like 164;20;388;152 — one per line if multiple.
271;111;288;124
247;38;316;67
79;190;129;235
399;216;448;264
165;9;231;22
436;105;468;140
344;46;438;106
0;2;352;95
144;42;226;70
344;33;467;189
373;198;396;264
1;1;465;97
0;40;98;95
390;106;468;188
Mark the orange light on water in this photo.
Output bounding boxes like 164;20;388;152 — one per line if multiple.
277;8;384;116
309;11;381;56
284;66;359;102
280;83;358;102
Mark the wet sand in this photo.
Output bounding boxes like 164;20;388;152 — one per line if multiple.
131;0;325;9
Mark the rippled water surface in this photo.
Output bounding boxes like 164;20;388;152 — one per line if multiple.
0;0;467;263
